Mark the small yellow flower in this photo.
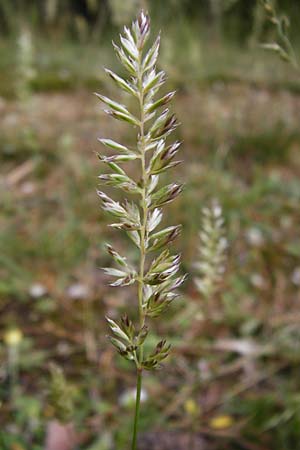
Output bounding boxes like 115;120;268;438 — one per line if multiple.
209;415;234;429
4;328;23;346
184;398;199;417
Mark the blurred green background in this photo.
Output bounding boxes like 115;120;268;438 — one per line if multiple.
1;1;300;449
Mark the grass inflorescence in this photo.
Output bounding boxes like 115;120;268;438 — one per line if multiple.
96;11;185;449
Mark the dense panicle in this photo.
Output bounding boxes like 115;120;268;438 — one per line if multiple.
95;11;184;449
195;201;227;300
96;10;183;370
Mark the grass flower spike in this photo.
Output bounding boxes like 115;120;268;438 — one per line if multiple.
261;0;299;69
195;201;226;300
96;11;184;449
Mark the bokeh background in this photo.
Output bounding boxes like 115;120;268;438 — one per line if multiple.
1;1;300;449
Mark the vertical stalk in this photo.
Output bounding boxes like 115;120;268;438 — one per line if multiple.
131;45;148;450
131;369;142;450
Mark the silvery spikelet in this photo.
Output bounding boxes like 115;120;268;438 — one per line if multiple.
194;201;227;300
95;11;184;449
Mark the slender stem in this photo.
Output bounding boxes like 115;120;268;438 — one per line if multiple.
137;53;147;341
131;369;143;450
131;44;148;450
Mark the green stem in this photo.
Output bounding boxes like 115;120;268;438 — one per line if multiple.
137;47;147;358
131;43;148;450
131;369;143;450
